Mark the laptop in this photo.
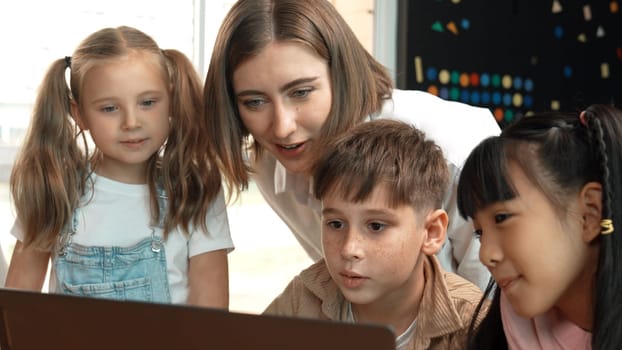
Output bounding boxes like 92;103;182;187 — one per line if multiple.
0;288;395;350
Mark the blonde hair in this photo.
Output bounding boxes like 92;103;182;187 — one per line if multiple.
11;26;221;249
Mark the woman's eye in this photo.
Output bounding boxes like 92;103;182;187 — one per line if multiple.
494;213;511;224
141;99;157;107
473;229;483;238
242;98;265;109
291;88;312;98
368;222;386;232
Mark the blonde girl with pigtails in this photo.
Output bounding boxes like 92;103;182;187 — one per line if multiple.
7;26;233;307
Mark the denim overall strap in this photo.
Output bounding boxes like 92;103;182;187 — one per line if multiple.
150;181;167;251
56;213;78;257
53;182;171;303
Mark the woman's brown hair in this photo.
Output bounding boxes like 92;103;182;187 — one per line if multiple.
203;0;393;201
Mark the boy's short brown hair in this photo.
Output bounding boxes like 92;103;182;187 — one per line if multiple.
313;119;449;212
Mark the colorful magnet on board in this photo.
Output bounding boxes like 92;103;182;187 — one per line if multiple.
450;87;460;100
460;89;470;103
415;56;423;83
446;21;458;35
578;33;587;43
427;67;439;82
503;93;512;106
461;18;470;30
583;5;592;21
460;73;470;87
601;63;610;78
492;92;501;105
504;109;514;122
480;73;490;87
494;108;504;122
451;70;460;84
596;26;605;38
551;100;560;110
563;65;573;78
481;91;491;104
470;72;479;86
491;74;501;87
502;75;512;89
439;70;450;84
471;91;481;104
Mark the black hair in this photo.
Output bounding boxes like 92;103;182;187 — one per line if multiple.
457;104;622;349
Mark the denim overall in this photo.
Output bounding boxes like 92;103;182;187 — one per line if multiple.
53;183;171;303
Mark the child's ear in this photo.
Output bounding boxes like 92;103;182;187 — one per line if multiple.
70;100;87;130
579;182;603;243
421;209;448;256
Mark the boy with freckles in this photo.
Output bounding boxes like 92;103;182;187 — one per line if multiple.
263;119;484;349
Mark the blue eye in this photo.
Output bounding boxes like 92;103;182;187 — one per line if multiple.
141;99;157;107
101;105;117;113
242;99;266;109
291;88;312;98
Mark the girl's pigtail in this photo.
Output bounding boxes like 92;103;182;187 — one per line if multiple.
158;49;221;237
586;105;622;350
589;116;613;223
10;58;84;250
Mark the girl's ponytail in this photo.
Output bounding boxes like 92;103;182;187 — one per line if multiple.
158;49;221;237
10;58;87;250
584;104;622;349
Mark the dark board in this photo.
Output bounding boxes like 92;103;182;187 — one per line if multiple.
397;0;622;127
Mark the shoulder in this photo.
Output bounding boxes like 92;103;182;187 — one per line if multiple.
298;260;339;299
445;272;485;304
185;188;234;255
444;271;487;324
379;89;500;166
425;255;484;321
387;88;494;118
263;260;334;318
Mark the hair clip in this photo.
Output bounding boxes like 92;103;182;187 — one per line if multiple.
579;111;588;127
600;219;614;235
65;56;72;69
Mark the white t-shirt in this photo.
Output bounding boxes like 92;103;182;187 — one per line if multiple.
347;301;416;350
250;89;500;291
12;174;235;304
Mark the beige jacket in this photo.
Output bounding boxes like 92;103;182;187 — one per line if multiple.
264;255;485;350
